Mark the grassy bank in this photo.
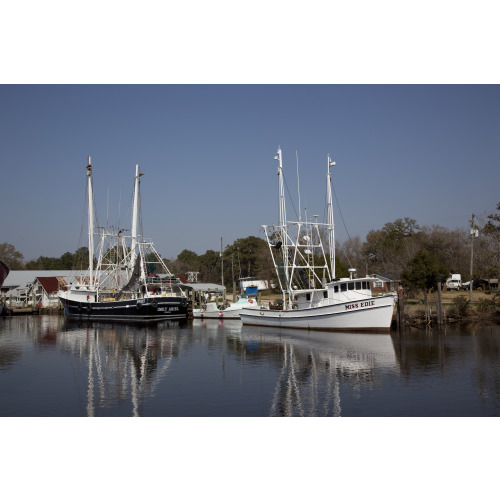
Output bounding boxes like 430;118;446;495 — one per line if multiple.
399;289;500;326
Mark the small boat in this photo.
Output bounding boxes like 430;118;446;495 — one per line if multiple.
239;148;395;332
58;158;188;321
193;294;259;319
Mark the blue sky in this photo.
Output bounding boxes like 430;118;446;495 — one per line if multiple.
1;84;499;261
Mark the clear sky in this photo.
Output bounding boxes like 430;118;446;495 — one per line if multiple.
1;84;499;261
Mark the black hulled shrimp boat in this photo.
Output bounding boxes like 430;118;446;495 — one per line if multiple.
58;158;188;321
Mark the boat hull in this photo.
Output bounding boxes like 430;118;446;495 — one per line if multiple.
192;299;260;319
59;296;189;321
192;308;244;319
239;295;395;331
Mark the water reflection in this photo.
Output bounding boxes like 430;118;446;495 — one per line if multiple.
1;315;500;416
392;324;500;415
237;326;398;416
59;319;190;416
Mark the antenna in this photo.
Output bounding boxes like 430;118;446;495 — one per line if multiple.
296;150;301;222
118;189;121;228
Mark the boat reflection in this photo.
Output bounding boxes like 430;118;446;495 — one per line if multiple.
6;315;500;416
58;318;190;416
237;325;398;416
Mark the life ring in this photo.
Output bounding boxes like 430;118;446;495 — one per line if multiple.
151;300;158;308
248;299;253;304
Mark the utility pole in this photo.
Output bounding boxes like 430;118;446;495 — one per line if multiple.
221;237;225;302
469;214;479;302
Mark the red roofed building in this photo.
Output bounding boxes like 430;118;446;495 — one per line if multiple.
33;276;67;308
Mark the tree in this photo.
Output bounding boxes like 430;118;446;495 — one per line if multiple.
223;236;267;281
60;252;75;269
401;249;450;316
484;202;500;236
177;249;200;268
362;218;421;277
72;247;90;270
418;225;469;277
25;256;63;270
199;249;221;283
0;242;24;270
337;236;366;277
482;202;500;279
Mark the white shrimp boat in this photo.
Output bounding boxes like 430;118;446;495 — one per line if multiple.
193;295;259;319
58;158;188;321
239;148;395;332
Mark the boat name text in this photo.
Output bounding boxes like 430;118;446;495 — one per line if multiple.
345;301;375;310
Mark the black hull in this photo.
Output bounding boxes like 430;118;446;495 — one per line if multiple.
59;296;188;321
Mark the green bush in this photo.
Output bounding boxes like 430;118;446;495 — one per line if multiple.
451;296;469;317
476;298;497;313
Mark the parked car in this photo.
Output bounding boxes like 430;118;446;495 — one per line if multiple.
461;281;471;290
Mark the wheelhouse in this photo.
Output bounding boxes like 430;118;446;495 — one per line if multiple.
296;278;376;308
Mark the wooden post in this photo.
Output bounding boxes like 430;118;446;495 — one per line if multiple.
436;281;443;326
397;287;404;330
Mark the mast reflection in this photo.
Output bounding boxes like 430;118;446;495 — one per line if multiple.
237;325;398;417
60;319;189;416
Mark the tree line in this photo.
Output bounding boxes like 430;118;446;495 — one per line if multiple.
2;202;499;295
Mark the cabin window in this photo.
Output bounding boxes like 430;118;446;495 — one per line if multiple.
348;282;354;290
340;283;347;292
323;291;328;298
355;282;362;290
306;293;311;301
362;281;368;290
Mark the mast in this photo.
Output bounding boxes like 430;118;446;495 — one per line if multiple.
327;155;335;279
221;236;224;289
131;165;146;287
275;147;290;306
87;157;94;287
131;164;142;263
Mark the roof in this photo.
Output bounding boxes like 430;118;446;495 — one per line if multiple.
2;270;87;288
369;274;400;282
5;286;28;297
36;276;67;294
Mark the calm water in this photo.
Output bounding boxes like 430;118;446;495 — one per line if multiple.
1;314;500;417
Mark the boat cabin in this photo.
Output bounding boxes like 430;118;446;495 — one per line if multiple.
296;277;376;309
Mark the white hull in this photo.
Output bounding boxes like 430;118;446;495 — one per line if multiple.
192;308;241;319
240;295;395;332
193;298;259;319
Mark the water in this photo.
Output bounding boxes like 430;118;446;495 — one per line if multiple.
1;315;500;417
